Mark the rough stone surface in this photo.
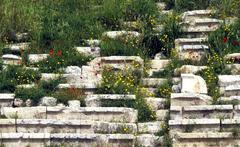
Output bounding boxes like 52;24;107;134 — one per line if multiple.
65;66;81;74
138;121;163;134
145;98;165;111
103;31;140;39
68;100;81;109
75;46;100;57
13;98;24;107
181;74;207;94
39;97;57;106
28;54;49;63
171;93;212;106
174;65;207;75
136;134;162;147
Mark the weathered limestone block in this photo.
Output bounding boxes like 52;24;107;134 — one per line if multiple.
103;31;141;39
2;54;22;65
65;66;81;74
16;119;93;134
171;93;212;106
225;85;240;96
0;119;16;133
85;94;135;107
50;133;135;147
156;110;169;121
183;105;233;119
218;75;240;87
6;42;30;51
145;97;165;111
101;56;144;70
233;105;240;119
181;74;207;94
68;100;81;110
1;106;47;119
227;64;240;75
39;97;57;106
46;107;138;123
142;78;167;87
221;119;240;132
149;59;170;76
182;10;213;22
219;75;240;96
28;54;49;63
75;46;100;57
169;119;220;134
170;106;182;120
224;53;240;61
173;132;240;147
174;65;207;76
0;133;50;147
138;121;163;134
136;134;162;147
41;73;61;81
0;93;14;107
93;122;137;134
85;39;101;46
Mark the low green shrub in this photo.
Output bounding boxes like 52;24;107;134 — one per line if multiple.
15;87;45;105
0;66;41;93
34;49;92;73
38;78;64;95
100;36;143;57
208;20;240;56
53;88;86;106
174;0;211;12
97;67;156;122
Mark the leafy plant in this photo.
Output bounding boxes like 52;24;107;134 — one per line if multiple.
15;87;45;105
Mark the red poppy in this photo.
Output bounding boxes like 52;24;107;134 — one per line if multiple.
49;48;54;57
232;40;240;46
57;50;62;56
223;37;228;43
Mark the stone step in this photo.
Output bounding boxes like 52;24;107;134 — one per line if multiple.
172;132;240;147
174;65;207;75
1;106;138;123
182;10;214;22
171;93;212;106
75;46;100;57
183;18;222;27
28;54;49;64
0;133;135;147
103;31;140;39
156;2;166;10
85;94;136;107
175;37;207;46
138;121;163;134
182;25;219;33
145;97;166;111
169;119;220;133
0;93;14;107
142;78;167;88
0;119;137;134
148;59;170;76
182;105;233;119
218;75;240;96
181;74;208;94
2;54;22;65
88;56;144;71
5;42;30;51
85;39;101;46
